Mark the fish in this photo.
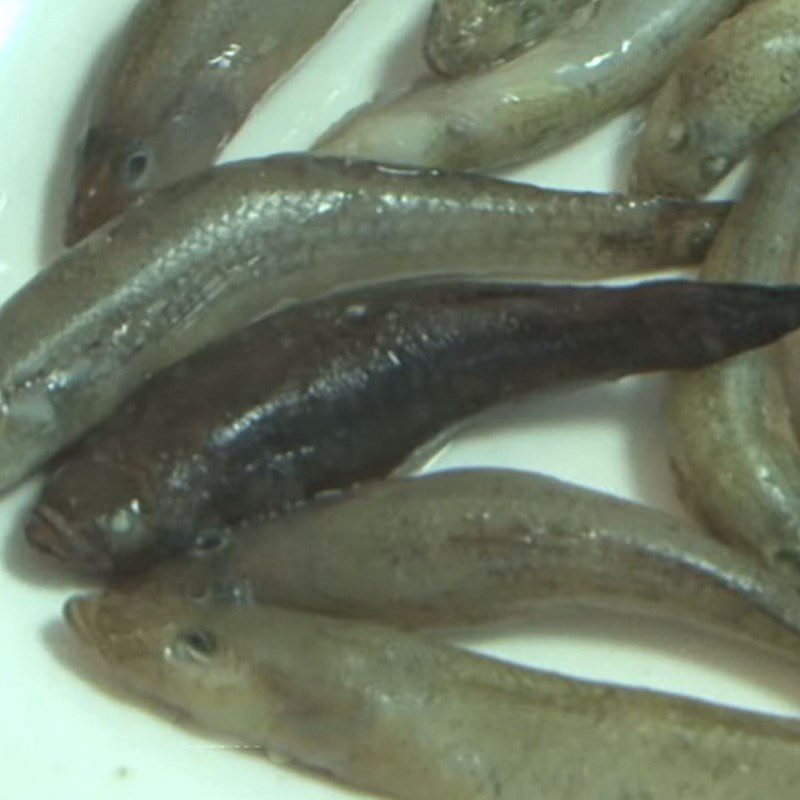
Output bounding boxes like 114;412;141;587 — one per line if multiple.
668;118;800;576
314;0;746;170
0;154;730;493
632;0;800;198
25;278;800;575
64;591;800;800
120;468;800;664
66;0;356;243
424;0;592;78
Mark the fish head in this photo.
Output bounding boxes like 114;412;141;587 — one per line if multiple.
65;125;155;245
26;454;160;575
632;75;734;198
64;592;271;736
66;95;236;245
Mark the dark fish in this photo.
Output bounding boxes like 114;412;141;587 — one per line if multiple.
66;0;356;243
26;278;800;575
0;154;730;493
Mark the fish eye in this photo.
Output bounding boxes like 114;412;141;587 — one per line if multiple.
171;629;218;662
122;149;150;185
665;121;688;151
191;529;230;557
701;154;731;180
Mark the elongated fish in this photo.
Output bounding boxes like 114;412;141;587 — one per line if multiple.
0;155;729;493
424;0;591;78
314;0;745;170
66;0;356;243
633;0;800;198
65;593;800;800
668;119;800;575
25;279;800;575
122;468;800;663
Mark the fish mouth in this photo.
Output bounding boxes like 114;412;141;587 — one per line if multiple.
25;506;114;574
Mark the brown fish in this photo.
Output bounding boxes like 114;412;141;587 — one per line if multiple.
64;592;800;800
66;0;356;243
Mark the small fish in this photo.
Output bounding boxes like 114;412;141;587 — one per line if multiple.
668;118;800;575
424;0;592;78
123;468;800;664
26;278;800;575
633;0;800;198
66;0;356;243
315;0;746;170
64;592;800;800
0;154;729;493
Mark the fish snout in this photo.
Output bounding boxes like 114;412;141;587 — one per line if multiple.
26;506;113;574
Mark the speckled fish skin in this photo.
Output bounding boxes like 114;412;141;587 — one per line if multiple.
25;278;800;575
64;593;800;800
633;0;800;198
424;0;592;78
668;118;800;575
123;468;800;663
314;0;746;170
0;154;731;494
66;0;356;243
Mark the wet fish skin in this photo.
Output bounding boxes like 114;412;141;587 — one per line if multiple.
66;0;356;243
64;592;800;800
25;278;800;575
0;154;730;493
668;118;800;574
315;0;746;170
633;0;800;198
424;0;592;78
123;468;800;664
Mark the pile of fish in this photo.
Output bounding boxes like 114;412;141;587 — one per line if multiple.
7;0;800;797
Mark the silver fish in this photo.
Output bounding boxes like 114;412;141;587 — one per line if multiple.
0;154;728;492
65;592;800;800
315;0;746;170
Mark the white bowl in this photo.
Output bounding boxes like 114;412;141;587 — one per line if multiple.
0;2;797;798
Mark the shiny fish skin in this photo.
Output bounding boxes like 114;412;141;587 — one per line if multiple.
424;0;591;78
66;0;356;243
64;593;800;800
25;278;800;575
0;155;730;493
314;0;746;170
668;119;800;574
125;468;800;663
633;0;800;198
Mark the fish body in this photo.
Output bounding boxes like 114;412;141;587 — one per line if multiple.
0;154;729;492
127;468;800;663
315;0;745;170
26;278;800;574
424;0;591;78
668;118;800;574
65;593;800;800
633;0;800;197
67;0;356;242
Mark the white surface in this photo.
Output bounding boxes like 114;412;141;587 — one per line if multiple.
0;1;798;798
